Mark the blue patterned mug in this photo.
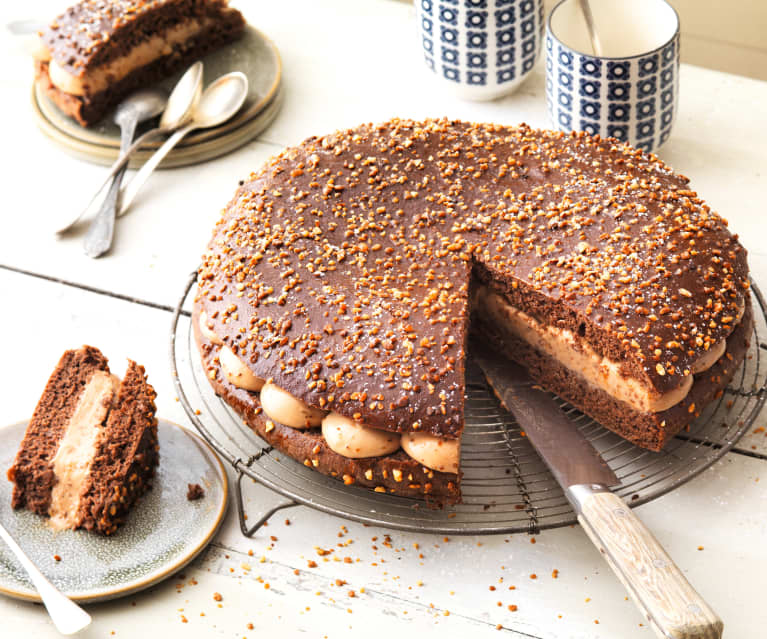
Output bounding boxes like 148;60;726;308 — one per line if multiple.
415;0;544;101
545;0;680;152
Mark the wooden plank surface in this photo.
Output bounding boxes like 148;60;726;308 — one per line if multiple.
0;269;764;638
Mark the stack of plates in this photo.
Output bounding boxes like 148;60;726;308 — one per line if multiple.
31;26;283;168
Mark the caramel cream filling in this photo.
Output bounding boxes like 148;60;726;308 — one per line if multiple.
45;18;213;96
199;311;223;346
48;371;119;530
28;36;51;62
322;413;400;458
476;287;698;413
260;383;326;429
690;339;727;374
219;346;264;392
401;432;460;474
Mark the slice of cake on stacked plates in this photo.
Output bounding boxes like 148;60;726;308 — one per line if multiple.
32;0;245;126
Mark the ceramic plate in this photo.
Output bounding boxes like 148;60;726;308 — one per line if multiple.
31;25;282;167
0;419;228;603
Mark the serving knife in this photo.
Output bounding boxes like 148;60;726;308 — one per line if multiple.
472;338;723;639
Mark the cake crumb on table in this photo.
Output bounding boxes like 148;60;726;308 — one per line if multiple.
213;592;222;602
187;483;205;500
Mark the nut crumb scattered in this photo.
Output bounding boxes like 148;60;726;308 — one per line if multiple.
186;483;205;501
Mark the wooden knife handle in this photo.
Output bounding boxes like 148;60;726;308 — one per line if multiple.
568;486;723;639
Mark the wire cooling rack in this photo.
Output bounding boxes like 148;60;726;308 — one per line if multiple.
170;271;767;536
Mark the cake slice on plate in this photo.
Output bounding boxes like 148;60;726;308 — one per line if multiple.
32;0;246;126
7;346;159;534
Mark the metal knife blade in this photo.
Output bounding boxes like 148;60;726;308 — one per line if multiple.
471;337;618;490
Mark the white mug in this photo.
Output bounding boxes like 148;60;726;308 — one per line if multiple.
415;0;544;101
545;0;680;153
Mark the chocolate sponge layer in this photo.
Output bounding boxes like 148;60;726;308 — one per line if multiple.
474;300;754;451
78;361;159;535
8;346;109;515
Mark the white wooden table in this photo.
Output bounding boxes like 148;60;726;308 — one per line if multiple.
1;2;765;637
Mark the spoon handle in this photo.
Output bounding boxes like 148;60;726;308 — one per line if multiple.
577;0;603;57
83;117;139;257
0;522;91;635
82;165;127;258
118;123;195;216
55;125;165;235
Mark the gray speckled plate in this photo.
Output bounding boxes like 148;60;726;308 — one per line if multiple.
0;419;228;603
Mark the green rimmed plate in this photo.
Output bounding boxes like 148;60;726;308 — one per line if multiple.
0;419;227;603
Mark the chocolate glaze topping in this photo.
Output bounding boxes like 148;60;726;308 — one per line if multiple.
41;0;236;74
196;119;750;440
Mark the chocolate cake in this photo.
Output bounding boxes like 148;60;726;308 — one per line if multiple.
8;346;159;534
194;119;752;504
32;0;245;126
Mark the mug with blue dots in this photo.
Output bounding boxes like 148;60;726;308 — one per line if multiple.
545;0;680;153
415;0;544;101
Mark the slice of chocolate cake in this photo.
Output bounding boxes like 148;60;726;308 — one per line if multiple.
32;0;245;126
7;346;159;534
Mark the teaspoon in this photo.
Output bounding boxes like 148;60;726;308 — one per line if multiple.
0;522;91;635
117;71;248;216
55;61;203;234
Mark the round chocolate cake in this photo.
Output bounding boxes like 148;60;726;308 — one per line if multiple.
194;119;752;505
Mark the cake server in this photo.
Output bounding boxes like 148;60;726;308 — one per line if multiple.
472;338;723;639
0;522;91;635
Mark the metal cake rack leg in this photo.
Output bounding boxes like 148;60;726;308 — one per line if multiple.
233;456;300;537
